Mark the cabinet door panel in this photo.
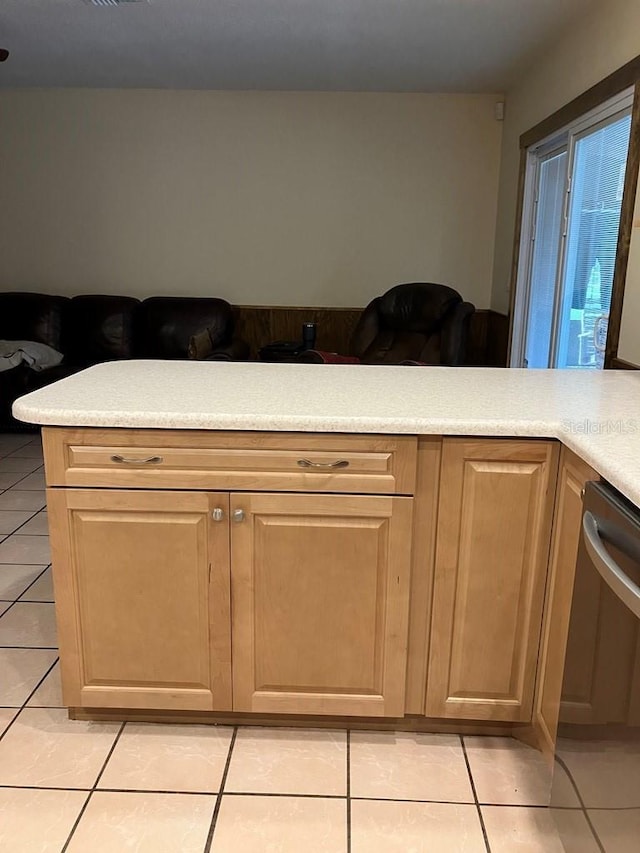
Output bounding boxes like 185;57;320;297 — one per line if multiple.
426;439;558;721
231;493;413;716
48;489;231;711
533;449;596;755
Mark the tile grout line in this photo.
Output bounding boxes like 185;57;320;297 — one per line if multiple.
0;784;91;792
203;726;238;853
0;480;52;624
460;736;492;853
0;487;48;558
16;561;53;604
10;501;49;538
61;721;127;853
0;580;54;635
346;729;351;853
0;503;44;545
0;564;52;617
0;654;59;743
553;754;606;852
0;782;602;807
0;465;45;498
0;437;40;456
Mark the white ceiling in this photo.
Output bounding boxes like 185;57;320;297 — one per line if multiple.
0;0;593;92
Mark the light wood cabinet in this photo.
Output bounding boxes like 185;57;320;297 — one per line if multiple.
230;493;413;716
45;426;416;718
43;427;576;729
47;488;232;711
425;438;559;722
533;448;596;755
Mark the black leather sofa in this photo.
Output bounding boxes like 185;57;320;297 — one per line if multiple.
0;292;249;430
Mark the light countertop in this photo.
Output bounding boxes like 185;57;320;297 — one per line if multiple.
12;360;640;507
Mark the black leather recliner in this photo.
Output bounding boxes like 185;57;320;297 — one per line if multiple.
0;292;249;429
299;283;475;365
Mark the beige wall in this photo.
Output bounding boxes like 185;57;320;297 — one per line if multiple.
0;89;502;309
491;0;640;313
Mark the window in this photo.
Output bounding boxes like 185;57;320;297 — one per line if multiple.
511;90;633;369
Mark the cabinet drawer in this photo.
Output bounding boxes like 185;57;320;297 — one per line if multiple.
43;428;417;495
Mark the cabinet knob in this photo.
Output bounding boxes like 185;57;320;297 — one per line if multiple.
211;508;225;522
232;509;245;523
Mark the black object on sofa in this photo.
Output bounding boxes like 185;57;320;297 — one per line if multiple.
298;283;475;366
0;292;249;430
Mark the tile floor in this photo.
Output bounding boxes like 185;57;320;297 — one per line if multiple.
0;431;623;851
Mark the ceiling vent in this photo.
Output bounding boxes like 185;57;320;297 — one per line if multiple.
86;0;148;6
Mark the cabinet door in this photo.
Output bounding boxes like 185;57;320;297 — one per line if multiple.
426;439;559;721
533;449;597;755
231;493;413;716
47;489;232;711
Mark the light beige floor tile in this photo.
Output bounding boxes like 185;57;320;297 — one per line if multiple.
0;457;42;474
482;805;598;853
0;510;34;534
0;533;50;564
0;564;48;600
8;444;44;460
0;648;57;705
0;708;17;735
552;809;601;853
0;788;87;853
66;791;215;853
19;566;54;601
0;490;46;511
550;763;582;808
211;795;347;853
28;660;64;707
588;808;640;852
226;727;347;795
0;472;28;490
99;723;234;792
17;510;49;535
0;707;119;787
557;737;640;808
464;737;553;806
351;799;486;853
0;602;57;646
15;469;46;490
350;731;473;802
0;437;33;453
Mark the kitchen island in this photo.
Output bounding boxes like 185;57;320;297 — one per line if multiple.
13;361;640;755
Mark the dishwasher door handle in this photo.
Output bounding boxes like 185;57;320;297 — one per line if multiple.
583;511;640;619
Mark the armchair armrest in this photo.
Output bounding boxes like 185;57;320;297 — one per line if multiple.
440;301;475;366
204;338;250;361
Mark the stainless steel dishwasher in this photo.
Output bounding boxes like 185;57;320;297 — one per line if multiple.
552;480;640;851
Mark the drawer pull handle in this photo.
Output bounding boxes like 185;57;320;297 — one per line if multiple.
110;454;164;465
297;458;350;469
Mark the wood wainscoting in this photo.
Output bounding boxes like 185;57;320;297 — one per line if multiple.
232;305;509;367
